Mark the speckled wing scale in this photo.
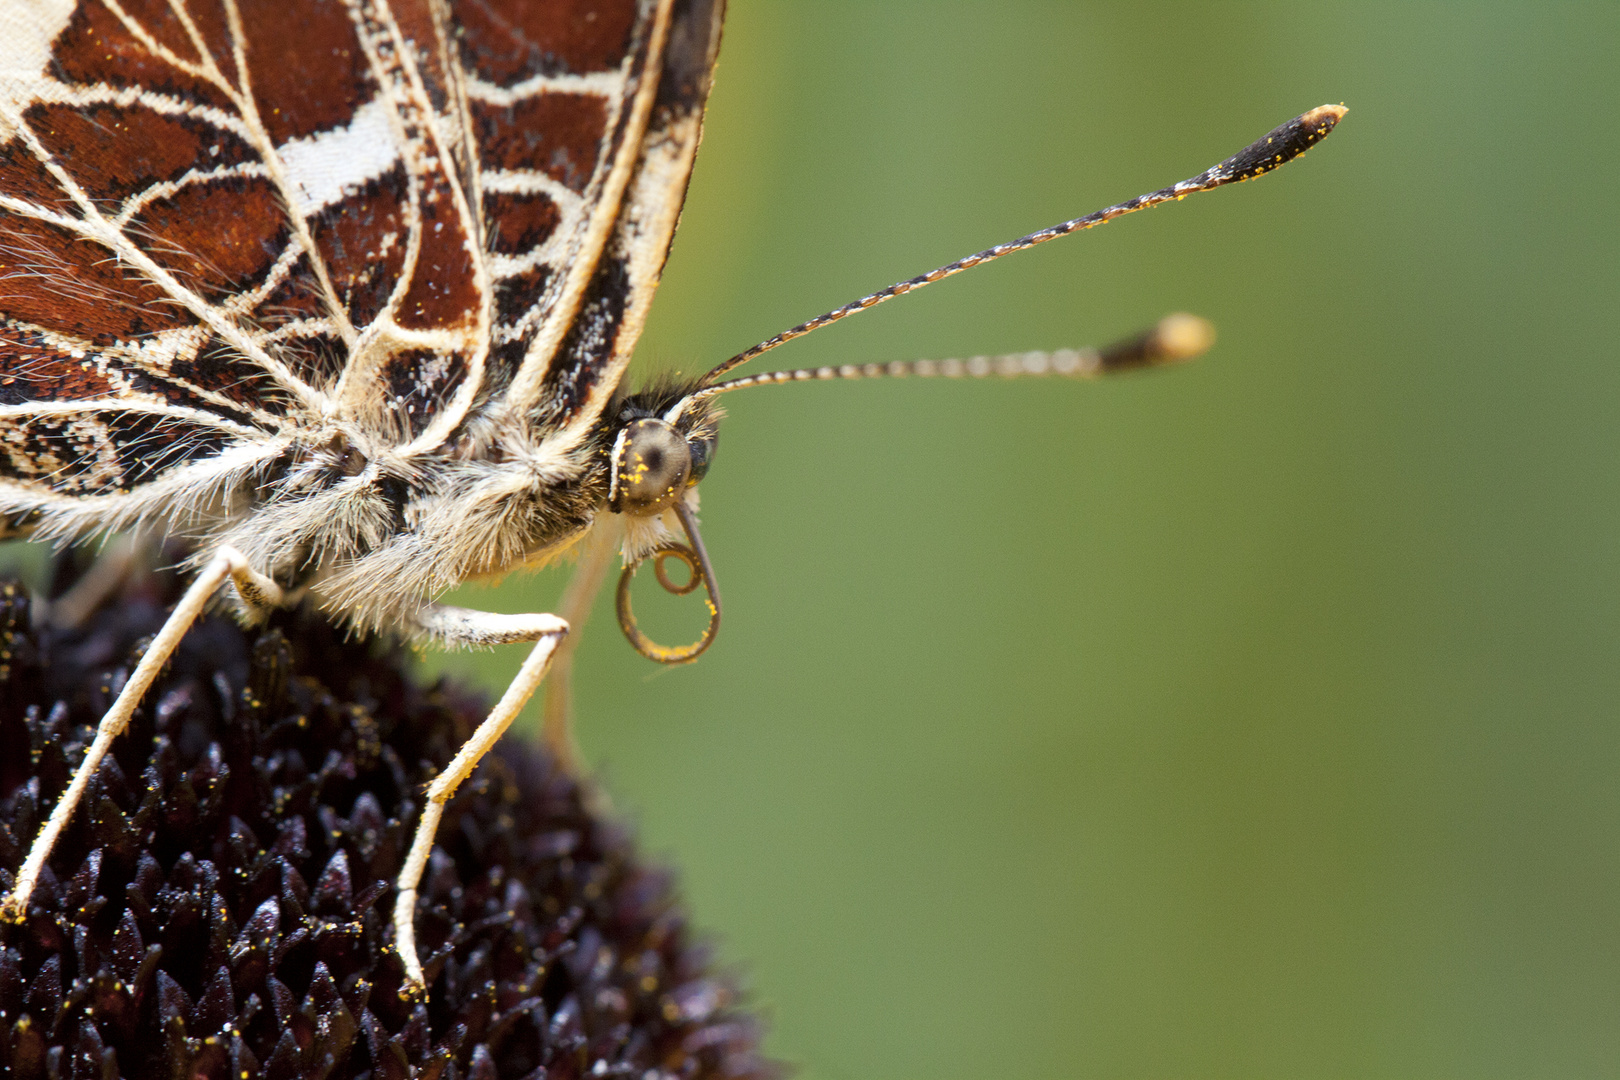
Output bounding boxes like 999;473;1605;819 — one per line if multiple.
0;0;727;998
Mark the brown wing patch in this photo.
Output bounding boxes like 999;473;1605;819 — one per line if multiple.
26;103;256;207
493;265;553;324
51;1;236;112
484;190;562;255
131;177;289;302
309;168;410;330
396;173;481;331
453;0;640;82
472;93;610;190
0;212;196;343
234;0;372;145
0;140;77;215
255;255;328;324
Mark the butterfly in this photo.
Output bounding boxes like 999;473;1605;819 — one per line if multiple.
0;0;1343;999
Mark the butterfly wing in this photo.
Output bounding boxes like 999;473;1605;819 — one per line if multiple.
0;0;484;529
465;0;724;435
0;0;720;542
515;0;726;441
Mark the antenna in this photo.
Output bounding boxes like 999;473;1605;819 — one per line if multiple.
696;104;1346;388
698;313;1215;397
630;105;1347;665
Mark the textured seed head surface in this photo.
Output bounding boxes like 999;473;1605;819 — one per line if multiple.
0;561;777;1080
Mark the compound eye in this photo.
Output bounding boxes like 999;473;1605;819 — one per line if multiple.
687;431;717;484
612;418;693;517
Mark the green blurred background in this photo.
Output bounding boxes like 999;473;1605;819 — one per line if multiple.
430;2;1620;1076
5;2;1615;1076
38;1;1602;1075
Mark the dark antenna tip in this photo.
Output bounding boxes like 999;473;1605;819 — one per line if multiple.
695;102;1346;387
1217;103;1348;185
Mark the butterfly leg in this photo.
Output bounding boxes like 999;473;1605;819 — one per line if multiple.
542;517;622;775
1;545;281;922
395;606;569;999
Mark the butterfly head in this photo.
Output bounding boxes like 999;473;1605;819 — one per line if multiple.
604;380;725;665
605;383;720;519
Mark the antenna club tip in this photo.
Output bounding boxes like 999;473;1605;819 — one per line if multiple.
1096;313;1214;373
1217;102;1348;185
1152;313;1216;363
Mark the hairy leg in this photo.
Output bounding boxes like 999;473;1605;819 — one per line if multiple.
542;517;622;775
2;545;283;921
395;606;569;998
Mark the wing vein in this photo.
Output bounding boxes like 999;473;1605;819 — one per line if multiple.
502;0;679;412
0;127;324;413
366;0;489;456
218;0;362;350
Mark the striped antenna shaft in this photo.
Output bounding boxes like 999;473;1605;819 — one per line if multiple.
699;313;1215;397
698;104;1346;388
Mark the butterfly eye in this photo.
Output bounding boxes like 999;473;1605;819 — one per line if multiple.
611;419;693;517
687;431;717;484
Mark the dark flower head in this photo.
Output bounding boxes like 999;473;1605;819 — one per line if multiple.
0;556;778;1080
